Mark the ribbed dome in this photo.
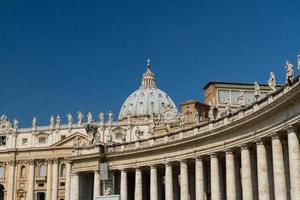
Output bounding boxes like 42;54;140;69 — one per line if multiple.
118;62;177;120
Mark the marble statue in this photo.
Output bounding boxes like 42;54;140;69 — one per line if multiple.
85;123;99;145
268;72;276;91
254;81;260;100
108;111;113;124
56;115;61;127
13;118;19;129
208;102;215;120
99;112;104;124
238;91;245;106
67;113;73;125
50;115;55;127
32;117;37;128
225;97;231;114
165;122;171;133
285;60;294;84
177;113;185;128
77;111;83;125
194;110;200;125
87;112;93;124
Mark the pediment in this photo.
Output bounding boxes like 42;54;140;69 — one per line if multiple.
51;132;88;147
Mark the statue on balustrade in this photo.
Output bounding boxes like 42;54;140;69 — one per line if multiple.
77;111;83;125
50;115;55;127
285;60;294;85
85;123;99;145
268;72;276;91
87;112;93;124
67;113;73;125
32;117;37;128
254;81;260;100
13;118;19;129
99;112;104;125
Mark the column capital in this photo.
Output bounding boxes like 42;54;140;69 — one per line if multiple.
28;159;35;166
210;153;218;158
94;170;100;174
7;160;16;166
180;159;188;164
225;149;234;154
255;139;264;145
53;158;59;164
240;144;250;150
285;125;297;134
271;133;281;140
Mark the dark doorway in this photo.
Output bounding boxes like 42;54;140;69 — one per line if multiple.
79;172;94;200
0;184;4;200
37;192;45;200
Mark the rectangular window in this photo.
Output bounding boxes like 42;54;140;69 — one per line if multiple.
218;90;230;104
22;138;28;145
0;136;6;146
38;137;47;144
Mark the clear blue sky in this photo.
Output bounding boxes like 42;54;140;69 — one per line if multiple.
0;0;300;127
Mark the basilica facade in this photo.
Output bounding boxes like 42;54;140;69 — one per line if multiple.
1;57;300;200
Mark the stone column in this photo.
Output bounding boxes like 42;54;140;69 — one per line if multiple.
27;160;35;200
46;160;52;200
165;162;173;200
226;150;236;200
256;140;270;200
287;126;300;200
70;172;79;200
120;170;127;200
195;158;205;200
272;135;287;200
150;165;158;200
94;171;101;199
180;160;189;200
51;159;59;200
241;145;253;200
210;154;221;200
65;161;71;200
135;168;142;200
6;161;15;200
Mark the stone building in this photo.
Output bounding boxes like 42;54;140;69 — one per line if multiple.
0;59;300;200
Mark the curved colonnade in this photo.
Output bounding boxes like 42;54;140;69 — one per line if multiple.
103;78;300;200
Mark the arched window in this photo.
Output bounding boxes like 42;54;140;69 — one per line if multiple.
39;164;46;177
20;166;26;179
60;164;66;176
0;166;4;179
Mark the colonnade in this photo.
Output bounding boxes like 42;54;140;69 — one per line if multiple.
118;126;300;200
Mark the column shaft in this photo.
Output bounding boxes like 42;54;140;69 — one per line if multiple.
226;151;236;200
210;154;221;200
6;162;15;200
94;171;101;199
70;173;79;200
27;160;35;200
180;160;189;200
287;127;300;199
241;146;253;200
120;170;128;200
51;160;58;200
65;162;71;200
150;166;158;200
195;158;205;200
165;163;173;200
135;168;142;200
46;161;52;200
272;136;287;200
256;141;270;200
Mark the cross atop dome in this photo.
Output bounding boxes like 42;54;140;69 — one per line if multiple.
146;58;151;66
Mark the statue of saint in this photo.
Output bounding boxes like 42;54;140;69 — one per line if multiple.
67;113;73;125
56;115;61;127
177;113;185;128
87;112;93;124
98;112;104;124
285;60;294;84
268;72;276;91
13;118;19;129
238;91;245;107
50;115;55;127
32;117;37;128
225;97;231;114
108;111;113;124
194;110;200;125
254;81;260;100
208;102;215;120
77;111;83;125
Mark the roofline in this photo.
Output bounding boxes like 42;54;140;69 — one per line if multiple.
203;81;282;90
